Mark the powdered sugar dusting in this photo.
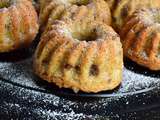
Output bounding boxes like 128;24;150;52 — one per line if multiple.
35;108;88;120
0;57;160;95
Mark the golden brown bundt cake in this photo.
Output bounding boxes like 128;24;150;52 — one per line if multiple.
121;8;160;70
45;1;112;33
0;0;39;52
34;20;123;93
39;0;111;31
113;0;160;31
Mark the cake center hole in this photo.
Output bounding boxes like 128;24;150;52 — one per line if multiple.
72;29;97;41
72;0;90;6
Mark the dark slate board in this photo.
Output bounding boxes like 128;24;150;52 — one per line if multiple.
0;36;160;120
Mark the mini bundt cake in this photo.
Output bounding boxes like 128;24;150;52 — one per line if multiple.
34;20;123;93
121;8;160;70
39;0;111;31
45;1;112;33
0;0;39;52
113;0;160;31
